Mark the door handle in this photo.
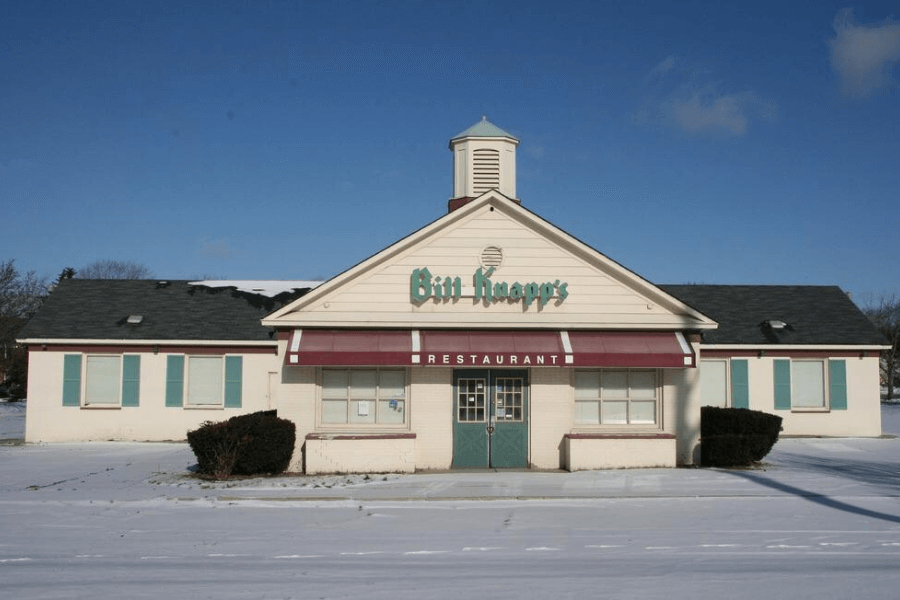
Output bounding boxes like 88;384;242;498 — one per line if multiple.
486;425;495;435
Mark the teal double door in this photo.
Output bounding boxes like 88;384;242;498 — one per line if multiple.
452;369;529;469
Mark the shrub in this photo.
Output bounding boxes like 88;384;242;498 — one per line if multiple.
187;410;296;479
700;406;782;467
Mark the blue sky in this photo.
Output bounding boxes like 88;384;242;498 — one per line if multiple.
2;1;898;303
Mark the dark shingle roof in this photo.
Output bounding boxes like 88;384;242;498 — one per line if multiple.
660;285;888;346
19;280;887;348
18;279;313;342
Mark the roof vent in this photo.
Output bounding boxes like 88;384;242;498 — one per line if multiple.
480;246;503;270
763;320;789;331
126;315;144;324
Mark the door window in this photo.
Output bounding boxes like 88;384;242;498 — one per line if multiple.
457;378;487;422
494;377;523;421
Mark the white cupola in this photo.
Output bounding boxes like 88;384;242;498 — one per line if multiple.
448;117;519;212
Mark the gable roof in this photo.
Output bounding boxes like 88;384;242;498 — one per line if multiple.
263;192;718;331
17;279;314;343
660;285;887;347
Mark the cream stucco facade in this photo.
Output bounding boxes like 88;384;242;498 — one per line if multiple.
24;345;280;442
259;191;714;472
701;351;883;437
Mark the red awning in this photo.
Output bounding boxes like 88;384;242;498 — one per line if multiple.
419;330;566;367
566;331;694;368
285;330;694;368
285;330;412;366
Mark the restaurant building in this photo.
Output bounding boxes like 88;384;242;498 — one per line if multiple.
18;119;888;472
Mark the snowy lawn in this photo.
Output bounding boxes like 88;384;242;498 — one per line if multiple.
1;405;899;599
0;399;25;440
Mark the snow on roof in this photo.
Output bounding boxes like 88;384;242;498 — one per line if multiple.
189;280;323;298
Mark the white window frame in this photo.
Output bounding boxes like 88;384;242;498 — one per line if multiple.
82;354;122;407
574;369;662;429
791;359;828;411
185;355;225;407
700;359;730;408
318;368;408;429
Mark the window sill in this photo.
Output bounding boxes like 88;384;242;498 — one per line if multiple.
183;405;226;410
571;425;664;435
790;408;830;413
306;433;416;441
566;432;675;440
80;405;122;410
316;424;410;431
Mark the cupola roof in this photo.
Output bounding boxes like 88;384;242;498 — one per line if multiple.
450;116;518;144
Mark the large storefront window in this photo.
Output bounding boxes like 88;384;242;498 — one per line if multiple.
321;369;407;425
575;369;658;426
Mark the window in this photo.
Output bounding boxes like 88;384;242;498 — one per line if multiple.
700;359;728;407
62;354;140;408
321;369;406;426
700;359;749;409
187;356;224;406
575;369;659;426
457;378;486;422
792;361;825;409
85;356;121;405
774;359;847;412
165;355;242;408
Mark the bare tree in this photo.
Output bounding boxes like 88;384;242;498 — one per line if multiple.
863;294;900;401
78;260;153;280
0;259;48;399
0;259;47;328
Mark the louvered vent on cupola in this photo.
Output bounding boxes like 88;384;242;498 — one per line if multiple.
472;148;501;195
448;117;520;211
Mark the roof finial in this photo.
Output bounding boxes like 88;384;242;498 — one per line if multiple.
482;115;487;121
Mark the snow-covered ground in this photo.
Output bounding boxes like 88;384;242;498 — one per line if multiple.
0;399;25;439
1;404;900;599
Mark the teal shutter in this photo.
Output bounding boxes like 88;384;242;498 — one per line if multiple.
829;360;848;410
731;359;749;409
224;356;242;408
121;355;140;407
774;359;792;410
165;355;184;407
62;354;82;407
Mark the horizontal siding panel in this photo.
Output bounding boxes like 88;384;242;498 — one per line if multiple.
445;221;538;233
341;278;638;294
391;257;605;273
284;311;697;327
325;280;641;297
313;299;665;316
363;264;618;282
406;238;556;251
392;260;594;275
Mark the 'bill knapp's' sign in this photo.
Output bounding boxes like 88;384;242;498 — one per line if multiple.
410;267;569;307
